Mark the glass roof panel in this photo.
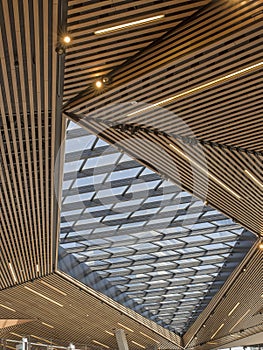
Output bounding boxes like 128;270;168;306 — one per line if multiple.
59;121;256;334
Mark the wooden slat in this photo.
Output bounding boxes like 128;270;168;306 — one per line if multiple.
0;0;60;289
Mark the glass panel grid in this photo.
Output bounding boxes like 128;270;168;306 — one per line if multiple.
59;122;254;334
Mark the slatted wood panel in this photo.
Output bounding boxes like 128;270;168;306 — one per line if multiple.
63;0;263;236
0;273;182;349
65;0;263;150
183;245;263;349
63;0;211;101
0;0;63;289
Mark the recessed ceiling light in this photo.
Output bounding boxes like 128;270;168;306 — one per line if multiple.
229;309;250;332
139;332;160;343
244;169;263;189
117;322;134;332
258;242;263;250
127;61;263;116
8;263;18;283
131;341;146;349
30;335;54;344
0;304;16;312
24;286;63;307
211;323;224;339
63;35;71;44
10;332;22;337
40;280;67;296
228;302;240;316
41;322;54;329
92;340;109;349
105;331;114;336
94;80;104;89
169;143;241;199
94;15;165;35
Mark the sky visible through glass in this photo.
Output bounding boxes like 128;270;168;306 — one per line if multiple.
59;121;253;334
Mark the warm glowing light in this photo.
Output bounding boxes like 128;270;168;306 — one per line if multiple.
95;80;103;88
8;263;18;283
128;61;263;116
63;35;71;44
24;286;63;307
259;242;263;250
131;341;146;349
92;340;109;349
94;15;165;35
229;309;250;332
30;335;54;344
211;323;224;339
105;331;114;336
169;143;241;199
228;302;240;316
244;169;263;189
10;332;22;338
41;322;54;329
0;304;16;312
117;322;134;332
40;280;67;296
139;332;160;343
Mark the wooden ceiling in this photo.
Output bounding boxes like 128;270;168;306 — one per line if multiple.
0;0;65;288
0;0;262;349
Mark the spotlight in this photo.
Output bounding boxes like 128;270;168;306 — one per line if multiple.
102;76;110;84
63;35;71;44
95;80;103;89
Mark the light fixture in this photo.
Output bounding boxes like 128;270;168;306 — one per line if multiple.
40;280;67;296
211;323;224;339
229;309;250;332
0;304;16;312
63;35;71;44
95;80;103;89
259;242;263;250
169;143;241;199
8;262;18;283
10;332;22;337
228;302;240;316
30;335;54;344
94;15;165;35
92;340;109;349
24;286;63;307
139;332;160;343
41;322;54;329
131;341;146;349
105;331;114;336
127;61;263;116
117;322;134;332
244;169;263;189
